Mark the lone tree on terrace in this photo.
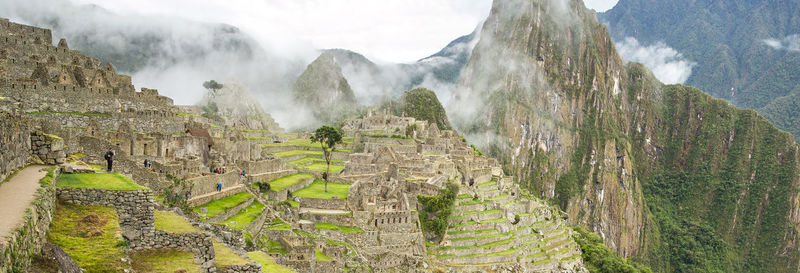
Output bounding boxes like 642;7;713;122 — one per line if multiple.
202;80;224;93
311;125;343;192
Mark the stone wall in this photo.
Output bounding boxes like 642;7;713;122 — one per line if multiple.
298;197;347;210
0;113;33;182
237;159;284;174
79;136;168;192
56;187;155;244
208;198;254;223
30;131;66;164
0;167;57;273
189;172;243;196
138;230;216;270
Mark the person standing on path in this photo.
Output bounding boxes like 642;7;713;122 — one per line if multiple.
104;148;115;172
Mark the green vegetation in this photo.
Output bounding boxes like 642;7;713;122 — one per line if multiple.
311;125;344;192
47;203;127;272
131;249;200;273
393;88;452;130
219;201;266;229
463;209;502;215
316;248;332;261
262;239;289;255
314;222;364;233
273;150;324;158
417;182;459;240
154;210;201;233
293;180;350;199
192;192;252;219
299;163;345;173
247;251;295;273
268;173;314;192
201;102;223;122
213;240;249;268
29;111;111;117
57;172;148;191
572;227;652;273
287;157;343;167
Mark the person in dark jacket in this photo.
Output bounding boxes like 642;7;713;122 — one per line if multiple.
104;148;115;172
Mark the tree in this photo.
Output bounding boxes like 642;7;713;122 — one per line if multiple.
203;80;224;93
310;125;343;192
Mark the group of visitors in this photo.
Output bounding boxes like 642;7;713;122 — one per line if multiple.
143;159;152;168
212;167;226;174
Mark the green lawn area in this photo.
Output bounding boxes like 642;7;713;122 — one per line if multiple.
315;248;332;261
247;251;295;273
464;209;502;215
47;203;127;272
272;150;323;158
154;210;201;233
477;180;497;187
218;201;266;229
292;180;350;199
298;163;345;173
314;222;364;233
131;249;200;273
57;172;148;191
213;240;249;268
263;138;319;148
268;173;314;191
264;240;289;255
193;192;252;219
287;157;343;167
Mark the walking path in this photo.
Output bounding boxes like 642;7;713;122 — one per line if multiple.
0;165;49;243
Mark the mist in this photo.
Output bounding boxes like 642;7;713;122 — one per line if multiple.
763;34;800;52
615;37;695;84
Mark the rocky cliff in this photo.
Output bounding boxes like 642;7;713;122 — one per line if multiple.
292;52;360;125
452;0;800;271
197;81;282;132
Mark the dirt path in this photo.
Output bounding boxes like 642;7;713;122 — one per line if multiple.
0;165;49;243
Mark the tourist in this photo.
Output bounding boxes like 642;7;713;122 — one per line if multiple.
148;160;152;168
104;148;115;172
143;159;148;168
240;170;246;177
217;183;222;192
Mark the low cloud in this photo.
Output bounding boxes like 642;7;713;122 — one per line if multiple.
615;37;696;84
763;34;800;52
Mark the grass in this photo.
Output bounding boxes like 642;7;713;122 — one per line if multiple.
325;239;358;257
219;201;266;229
154;210;201;233
457;194;473;199
57;172;148;191
292;180;350;199
268;173;314;191
287;157;342;166
247;251;295;273
192;192;252;219
315;222;364;233
487;194;512;201
286;200;299;208
299;163;345;173
131;249;200;273
264;240;289;255
449;233;507;242
213;240;249;267
463;209;502;215
477;180;497;187
263;138;317;148
47;203;127;272
272;150;323;158
480;218;508;224
316;248;332;261
267;223;291;230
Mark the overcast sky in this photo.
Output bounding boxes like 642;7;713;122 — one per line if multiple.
73;0;619;63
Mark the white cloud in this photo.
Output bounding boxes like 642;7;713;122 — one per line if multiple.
615;37;696;84
583;0;619;12
763;34;800;52
72;0;492;63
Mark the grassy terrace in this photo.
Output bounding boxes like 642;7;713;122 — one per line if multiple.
458;199;489;206
193;192;252;219
287;157;342;167
314;222;364;233
477;180;497;187
154;210;201;233
293;180;350;199
449;228;498;236
299;163;345;173
131;249;199;273
315;248;332;261
213;240;250;268
263;138;318;148
48;203;127;272
57;173;149;191
219;201;266;229
463;209;502;215
247;251;295;273
272;150;323;158
457;194;473;200
268;173;314;191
